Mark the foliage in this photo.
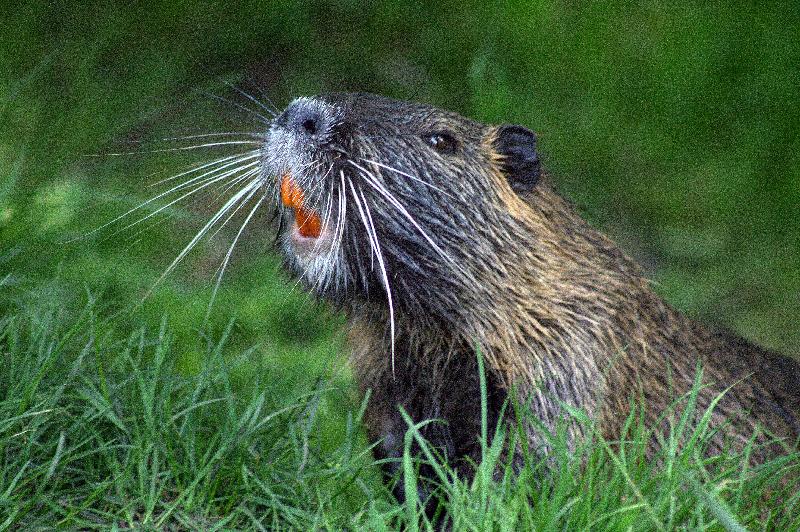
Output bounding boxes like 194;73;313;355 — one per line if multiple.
0;301;797;529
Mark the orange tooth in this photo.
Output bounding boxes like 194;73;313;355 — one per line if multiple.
280;172;322;238
280;172;305;209
296;207;322;238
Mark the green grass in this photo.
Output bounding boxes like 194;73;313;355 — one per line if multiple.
0;293;383;529
0;295;797;529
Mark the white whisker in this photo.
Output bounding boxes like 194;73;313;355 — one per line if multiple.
360;157;456;200
330;172;348;292
148;151;260;187
212;168;261;200
207;170;263;240
141;177;263;303
222;80;278;117
303;160;334;209
115;159;261;235
205;187;269;321
242;78;281;114
348;160;461;272
348;176;396;374
161;132;262;142
67;152;261;244
201;91;273;123
87;141;261;157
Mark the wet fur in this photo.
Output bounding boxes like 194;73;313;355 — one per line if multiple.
263;93;800;501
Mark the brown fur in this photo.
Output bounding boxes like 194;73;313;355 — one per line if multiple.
264;93;800;502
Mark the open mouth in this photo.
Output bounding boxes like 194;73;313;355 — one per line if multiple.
280;172;323;240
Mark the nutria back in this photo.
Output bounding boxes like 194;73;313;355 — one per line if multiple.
262;92;799;493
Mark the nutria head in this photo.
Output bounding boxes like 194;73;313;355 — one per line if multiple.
262;93;546;331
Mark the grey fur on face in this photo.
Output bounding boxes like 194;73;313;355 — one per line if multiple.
263;94;510;322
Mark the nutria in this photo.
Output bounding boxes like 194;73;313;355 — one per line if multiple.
261;93;799;501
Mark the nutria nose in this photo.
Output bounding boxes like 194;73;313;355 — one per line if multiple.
276;98;331;140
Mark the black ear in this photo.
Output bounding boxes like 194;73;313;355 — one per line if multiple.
493;125;541;193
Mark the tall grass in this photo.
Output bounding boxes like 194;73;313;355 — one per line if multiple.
0;294;796;529
0;294;388;529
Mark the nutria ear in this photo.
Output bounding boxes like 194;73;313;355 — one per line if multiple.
493;125;541;193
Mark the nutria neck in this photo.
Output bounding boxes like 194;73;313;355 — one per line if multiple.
348;181;698;415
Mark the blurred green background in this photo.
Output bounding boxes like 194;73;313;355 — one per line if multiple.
1;0;798;391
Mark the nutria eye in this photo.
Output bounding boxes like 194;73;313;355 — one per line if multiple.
423;131;458;154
